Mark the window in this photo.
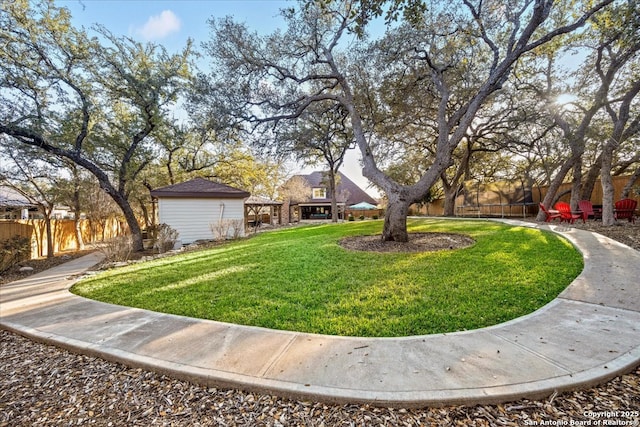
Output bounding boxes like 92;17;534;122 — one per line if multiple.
312;188;326;199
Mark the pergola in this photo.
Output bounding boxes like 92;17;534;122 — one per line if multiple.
244;195;283;228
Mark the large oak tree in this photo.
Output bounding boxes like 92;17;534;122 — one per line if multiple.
201;0;615;241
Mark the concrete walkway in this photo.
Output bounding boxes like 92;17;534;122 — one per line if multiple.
1;220;639;407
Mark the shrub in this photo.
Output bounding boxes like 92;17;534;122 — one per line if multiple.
210;219;245;241
348;215;355;221
359;215;365;220
100;235;134;262
372;215;379;220
154;223;180;253
0;236;31;273
229;219;245;239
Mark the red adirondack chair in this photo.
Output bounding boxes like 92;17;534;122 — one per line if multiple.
614;198;638;223
539;203;561;222
578;200;602;221
554;202;583;224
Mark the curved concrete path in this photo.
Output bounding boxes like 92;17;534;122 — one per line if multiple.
1;220;639;407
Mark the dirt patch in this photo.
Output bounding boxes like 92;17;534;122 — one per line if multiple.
340;232;475;253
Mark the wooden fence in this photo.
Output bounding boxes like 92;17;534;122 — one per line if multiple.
0;217;125;259
416;175;639;217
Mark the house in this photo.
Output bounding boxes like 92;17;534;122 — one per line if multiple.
0;186;38;219
150;178;250;244
281;171;378;222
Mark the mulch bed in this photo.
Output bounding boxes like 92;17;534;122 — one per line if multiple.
1;330;638;426
340;232;476;252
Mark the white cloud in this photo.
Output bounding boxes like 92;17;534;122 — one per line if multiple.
135;10;181;41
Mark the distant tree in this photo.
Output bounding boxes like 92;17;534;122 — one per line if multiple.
271;102;354;222
55;162;86;250
0;144;62;257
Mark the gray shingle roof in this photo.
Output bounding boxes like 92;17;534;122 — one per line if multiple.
0;187;37;208
150;178;250;199
294;171;377;206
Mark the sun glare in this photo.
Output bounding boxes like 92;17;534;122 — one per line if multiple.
556;93;577;105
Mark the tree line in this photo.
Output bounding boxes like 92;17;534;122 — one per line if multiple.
1;0;638;252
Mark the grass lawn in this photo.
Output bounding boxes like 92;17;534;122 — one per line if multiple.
72;219;582;337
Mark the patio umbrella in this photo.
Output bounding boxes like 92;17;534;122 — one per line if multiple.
349;201;378;210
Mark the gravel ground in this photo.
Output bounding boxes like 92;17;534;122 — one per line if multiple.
1;219;639;426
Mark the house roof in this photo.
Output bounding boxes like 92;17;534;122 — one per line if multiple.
150;178;250;199
291;171;378;206
245;195;282;206
0;186;38;208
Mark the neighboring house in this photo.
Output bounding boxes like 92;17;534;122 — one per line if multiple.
0;186;38;219
282;171;378;222
150;178;250;244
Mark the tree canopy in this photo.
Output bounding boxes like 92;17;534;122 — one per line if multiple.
198;0;625;241
2;0;638;252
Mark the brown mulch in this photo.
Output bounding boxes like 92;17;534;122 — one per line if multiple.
1;219;639;426
340;232;476;252
0;331;638;426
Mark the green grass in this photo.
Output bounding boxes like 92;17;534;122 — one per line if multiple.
72;219;582;337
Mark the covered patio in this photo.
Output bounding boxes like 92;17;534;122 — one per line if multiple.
244;196;283;228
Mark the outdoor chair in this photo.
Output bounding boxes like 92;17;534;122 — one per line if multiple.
577;200;602;221
539;203;561;222
554;202;583;224
614;198;638;223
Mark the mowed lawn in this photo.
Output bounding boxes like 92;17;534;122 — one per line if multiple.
72;219;583;337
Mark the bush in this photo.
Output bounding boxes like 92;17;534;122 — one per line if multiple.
0;236;31;273
372;215;379;220
210;219;245;241
154;223;180;253
348;215;355;221
359;215;365;220
100;235;134;262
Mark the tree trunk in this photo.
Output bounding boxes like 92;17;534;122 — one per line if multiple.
329;169;338;223
123;206;144;252
621;167;640;198
382;194;410;242
580;153;602;201
440;173;461;217
536;156;577;221
44;213;54;258
442;186;457;217
138;197;151;230
106;186;143;251
601;145;616;226
72;174;85;251
570;157;582;210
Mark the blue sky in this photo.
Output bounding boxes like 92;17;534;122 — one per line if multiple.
55;0;379;197
59;1;290;51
